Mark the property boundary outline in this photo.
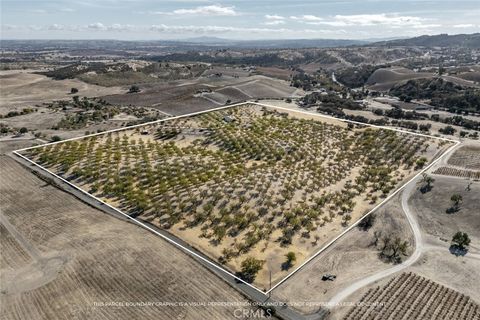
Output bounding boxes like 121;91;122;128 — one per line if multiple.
12;101;460;295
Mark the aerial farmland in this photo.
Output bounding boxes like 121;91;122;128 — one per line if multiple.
21;102;450;289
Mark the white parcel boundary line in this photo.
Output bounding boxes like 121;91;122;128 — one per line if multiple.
265;140;460;294
14;100;251;153
253;102;458;143
12;150;268;296
14;101;457;153
12;101;459;295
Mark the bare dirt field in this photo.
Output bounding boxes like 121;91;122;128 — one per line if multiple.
101;76;299;116
0;155;255;320
366;67;434;91
21;103;448;290
271;191;414;315
255;67;296;81
328;172;480;319
0;70;123;111
340;272;479;320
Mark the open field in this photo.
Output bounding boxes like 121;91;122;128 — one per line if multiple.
21;103;449;289
101;76;299;116
0;70;123;111
255;67;296;81
366;67;434;91
342;272;479;320
328;172;480;319
272;191;414;315
410;175;480;250
0;155;255;320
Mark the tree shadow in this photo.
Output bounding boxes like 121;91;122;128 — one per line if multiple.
281;262;293;271
446;206;460;214
449;245;468;256
419;185;433;194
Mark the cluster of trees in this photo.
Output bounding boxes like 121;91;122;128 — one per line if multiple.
334;65;382;88
38;62;116;80
373;231;409;264
373;108;479;133
28;106;430;277
303;92;363;110
290;70;342;91
0;108;36;119
49;96;160;130
375;107;429;120
390;78;480;114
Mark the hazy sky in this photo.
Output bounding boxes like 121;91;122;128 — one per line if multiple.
1;0;479;40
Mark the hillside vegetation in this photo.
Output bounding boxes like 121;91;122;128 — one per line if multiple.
390;78;480;113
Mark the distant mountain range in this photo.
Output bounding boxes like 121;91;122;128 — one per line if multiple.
180;36;369;48
2;33;479;51
372;33;480;49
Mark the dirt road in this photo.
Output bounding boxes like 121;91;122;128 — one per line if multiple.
327;177;422;306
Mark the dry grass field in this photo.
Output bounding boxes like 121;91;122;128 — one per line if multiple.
21;103;448;289
0;155;255;320
272;191;414;315
0;70;123;111
101;76;298;116
366;67;434;91
342;272;480;320
410;176;480;251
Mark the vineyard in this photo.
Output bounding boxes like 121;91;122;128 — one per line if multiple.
21;103;446;288
1;156;254;320
344;272;480;320
447;145;480;170
433;167;480;180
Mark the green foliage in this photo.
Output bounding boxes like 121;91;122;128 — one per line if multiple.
378;235;409;264
390;78;480;113
128;85;141;93
335;65;381;88
240;257;265;283
25;105;434;270
451;231;470;250
358;213;376;231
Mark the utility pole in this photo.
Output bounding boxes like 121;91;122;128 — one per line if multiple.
269;269;272;298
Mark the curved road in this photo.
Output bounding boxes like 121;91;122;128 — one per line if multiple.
328;177;423;306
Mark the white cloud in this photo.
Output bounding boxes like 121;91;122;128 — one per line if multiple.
303;14;435;28
47;24;65;30
263;20;286;26
87;22;107;30
265;14;285;20
153;5;238;16
290;15;323;22
29;9;47;14
453;24;475;28
149;24;287;34
60;8;75;12
335;14;428;26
